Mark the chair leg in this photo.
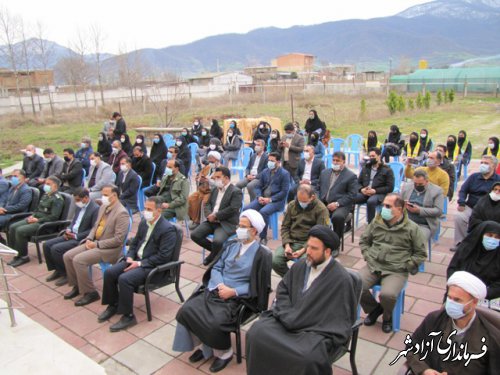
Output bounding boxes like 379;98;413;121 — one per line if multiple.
35;240;43;264
350;329;360;375
175;274;185;303
235;325;242;363
144;289;152;321
351;215;355;243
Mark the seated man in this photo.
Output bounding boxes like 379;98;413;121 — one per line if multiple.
131;146;153;188
173;210;272;373
319;151;358;239
401;169;444;244
98;196;177;332
272;184;330;277
359;193;426;333
155;159;189;221
404;151;450;196
28;148;64;189
63;184;130;306
87;152;115;201
190;167;242;266
22;144;45;182
243;152;290;245
155;146;186;181
235;139;268;202
290;144;325;199
246;225;357;375
75;136;93;175
7;176;64;267
403;271;500;374
115;157;140;212
57;148;83;193
0;169;32;242
435;143;456;201
0;169;9;206
43;188;99;285
451;155;499;251
108;140;128;174
355;147;395;223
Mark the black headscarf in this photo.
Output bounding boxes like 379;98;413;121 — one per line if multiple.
269;129;281;153
97;132;112;158
119;133;133;156
485;136;499;156
457;130;467;148
419;128;431;150
304;110;325;137
308;225;340;252
367;130;378;149
409;132;419;147
150;133;168;166
133;135;148;155
209;119;223;140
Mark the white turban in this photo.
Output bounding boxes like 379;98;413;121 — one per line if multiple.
240;209;266;235
207;151;221;160
447;271;487;300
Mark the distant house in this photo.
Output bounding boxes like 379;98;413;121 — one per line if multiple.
243;66;278;80
274;53;315;72
187;72;253;87
0;69;54;93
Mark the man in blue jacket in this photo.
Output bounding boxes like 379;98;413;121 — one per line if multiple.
243;152;290;245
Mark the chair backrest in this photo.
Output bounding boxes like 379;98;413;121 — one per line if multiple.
123;215;133;254
59;192;73;220
28;187;40;212
81;169;86;187
188;143;198;164
345;134;363;152
165;139;175;149
163;134;174;144
150;163;156;186
346;269;363;323
136;175;143;212
329;138;345;154
171;223;184;262
240;147;254;168
387;162;405;192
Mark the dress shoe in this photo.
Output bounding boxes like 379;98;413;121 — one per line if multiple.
64;286;79;300
209;356;233;373
46;271;63;282
109;314;137;332
9;256;30;268
189;349;205;363
364;304;383;326
98;305;117;323
55;276;68;287
382;318;393;333
7;256;20;266
74;291;100;306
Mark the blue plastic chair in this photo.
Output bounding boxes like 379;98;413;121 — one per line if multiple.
163;134;174;144
371;282;407;332
344;134;363;168
231;147;254;179
267;185;290;240
165;139;175;149
188;143;198;166
149;163;156;186
387;162;405;193
328;138;345;155
323;154;332;169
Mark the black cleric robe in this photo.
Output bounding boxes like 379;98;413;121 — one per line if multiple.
246;257;357;375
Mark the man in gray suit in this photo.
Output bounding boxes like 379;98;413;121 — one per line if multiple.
87;152;115;200
29;148;64;189
401;169;444;245
278;123;305;181
63;184;130;306
44;188;99;285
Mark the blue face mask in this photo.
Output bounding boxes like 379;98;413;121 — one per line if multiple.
267;161;276;170
10;176;19;186
153;138;160;144
164;167;173;176
298;202;309;209
230;124;235;128
445;298;472;320
167;152;173;160
483;235;500;251
43;184;52;194
380;207;394;221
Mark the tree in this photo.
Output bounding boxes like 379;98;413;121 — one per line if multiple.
90;24;105;105
408;98;415;110
397;95;406;112
416;92;423;109
33;21;55;117
386;91;398;115
448;89;455;103
71;30;91;107
436;89;443;105
424;92;431;109
19;19;36;115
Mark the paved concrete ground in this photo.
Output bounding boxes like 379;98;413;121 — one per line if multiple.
2;160;479;374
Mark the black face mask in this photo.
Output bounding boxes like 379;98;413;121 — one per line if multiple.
447;141;455;148
369;158;378;166
64;156;71;162
415;185;426;193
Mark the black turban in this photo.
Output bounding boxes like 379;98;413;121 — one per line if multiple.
308;225;340;252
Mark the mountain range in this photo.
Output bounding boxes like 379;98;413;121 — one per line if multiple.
1;0;499;80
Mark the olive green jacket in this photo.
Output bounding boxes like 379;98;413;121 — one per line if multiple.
158;172;189;220
33;191;64;223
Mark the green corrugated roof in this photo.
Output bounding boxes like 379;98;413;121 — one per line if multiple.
391;67;500;82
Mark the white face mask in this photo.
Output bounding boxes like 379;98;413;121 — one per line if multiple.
81;143;87;149
101;196;110;206
254;146;262;153
270;133;277;139
489;143;495;149
420;133;427;138
136;138;143;144
490;191;500;202
304;153;311;161
112;147;119;154
209;144;216;150
120;165;129;173
75;201;87;209
332;164;341;171
215;179;224;189
90;159;97;167
25;151;34;157
143;210;154;221
176;141;183;147
236;227;250;242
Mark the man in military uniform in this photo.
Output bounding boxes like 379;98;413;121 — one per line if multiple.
157;159;189;221
7;176;65;267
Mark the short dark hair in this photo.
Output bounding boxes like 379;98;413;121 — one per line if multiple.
91;152;101;159
169;146;179;154
146;196;163;208
386;193;405;208
435;151;443;161
413;169;429;180
73;187;90;198
46;175;61;188
102;184;120;196
215;166;231;179
63;148;75;155
43;148;54;155
297;184;314;198
121;157;132;164
436;144;447;153
269;151;281;161
284;123;295;131
112;112;121;118
368;147;381;156
172;159;180;169
333;151;346;161
133;146;143;153
14;169;26;177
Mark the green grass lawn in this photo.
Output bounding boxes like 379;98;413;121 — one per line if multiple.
1;94;498;169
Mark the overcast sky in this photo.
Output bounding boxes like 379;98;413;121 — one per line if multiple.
2;0;428;54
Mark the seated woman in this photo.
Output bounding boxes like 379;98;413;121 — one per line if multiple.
180;127;198;145
419;128;433;155
133;135;147;156
402;132;423;164
252;121;271;149
222;128;242;167
445;135;459;163
361;130;382;166
175;136;192;176
227;119;242;136
456;130;472;179
382;124;404;162
468;182;500;233
196;127;211;170
483;136;499;158
309;132;325;159
268;129;281;153
447;221;500;300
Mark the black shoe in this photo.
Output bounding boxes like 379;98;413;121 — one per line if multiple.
98;305;117;323
64;286;79;300
382;318;393;333
74;291;100;306
46;271;63;282
7;256;20;266
55;276;68;287
203;253;216;266
209;356;233;373
109;314;137;332
189;349;205;363
9;256;30;268
364;304;384;326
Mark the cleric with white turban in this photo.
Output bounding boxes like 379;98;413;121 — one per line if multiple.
240;209;266;235
447;271;487;300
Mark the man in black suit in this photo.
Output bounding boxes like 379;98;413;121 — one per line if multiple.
191;166;242;265
290;145;325;200
235;139;268;202
131;146;153;188
44;188;99;284
116;157;140;212
57;148;83;193
319;151;358;239
98;196;177;332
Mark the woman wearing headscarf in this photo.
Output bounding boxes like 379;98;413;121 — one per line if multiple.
468;182;500;233
150;133;168;170
191;118;203;139
133;134;148;155
456;130;472;179
447;221;500;300
445;135;459;162
268;129;281;153
180;127;198;145
196;127;211;170
382;124;405;163
308;132;325;159
304;109;326;143
222;126;243;166
175;136;192;174
403;132;422;161
483;136;500;158
119;133;133;156
227;119;242;136
252;121;271;149
419;128;433;153
209;119;223;140
97;132;112;160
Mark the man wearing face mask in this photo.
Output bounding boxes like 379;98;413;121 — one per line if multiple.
56;148;83;193
235;139;268;202
243;152;290;246
0;169;32;243
115;157;140;212
294;145;325;196
191;167;243;265
174;209;272;373
402;170;444;247
87;152;115;201
435;144;456;201
272;184;330;277
98;196;177;331
405;151;449;196
355;147;395;223
75;136;94;174
43;188;99;285
359;193;426;333
451;155;499;252
468;182;500;232
278;123;305;180
7;176;65;267
156;146;187;181
131;146;153;188
319;151;358;240
107;140;128;175
404;271;500;374
29;148;64;189
21;144;45;182
63;184;129;306
156;159;189;221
